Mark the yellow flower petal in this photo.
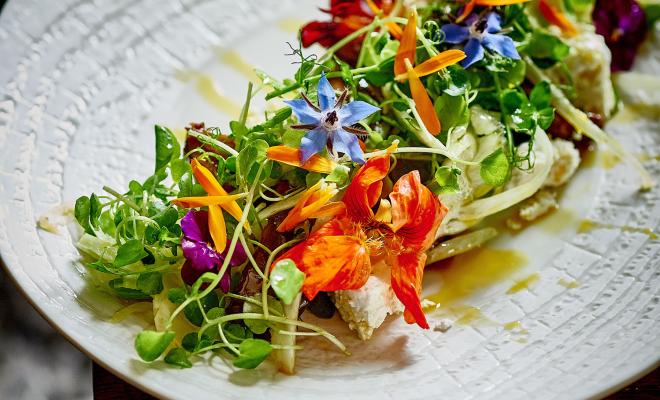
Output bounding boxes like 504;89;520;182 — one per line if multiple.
277;181;344;232
208;204;227;253
395;50;466;81
172;194;244;209
266;146;336;174
406;58;441;136
394;10;418;77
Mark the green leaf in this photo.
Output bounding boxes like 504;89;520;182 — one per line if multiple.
325;165;350;186
530;81;552;109
270;259;304;305
74;196;94;235
170;158;191;182
136;272;163;295
182;332;213;353
164;347;192;368
135;330;175;362
224;323;252;344
113;240;148;267
237;139;269;185
89;194;102;229
305;172;322;188
537;107;555;130
232;339;272;369
365;57;394;87
184;292;219;326
108;278;151;300
525;31;570;68
480;148;510;187
434;166;461;194
167;288;187;305
435;94;469;134
154;125;180;172
152;206;179;229
281;129;306;148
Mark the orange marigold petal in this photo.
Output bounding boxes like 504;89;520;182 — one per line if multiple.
407;60;442;136
343;154;391;222
389;171;447;249
171;194;243;208
390;251;429;329
276;219;370;300
538;0;578;37
394;10;418;76
475;0;531;5
409;50;466;78
207;204;227;253
266;145;336;174
456;0;476;23
277;181;341;232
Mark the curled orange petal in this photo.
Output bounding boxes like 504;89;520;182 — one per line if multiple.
476;0;531;5
406;59;441;136
394;9;418;77
276;218;370;300
277;181;345;232
171;194;244;209
342;154;391;222
389;171;447;249
395;49;466;81
207;204;227;253
390;251;429;329
539;0;578;37
456;0;476;23
364;0;403;39
266;145;336;174
190;159;248;231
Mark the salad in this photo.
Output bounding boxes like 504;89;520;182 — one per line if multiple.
72;0;654;374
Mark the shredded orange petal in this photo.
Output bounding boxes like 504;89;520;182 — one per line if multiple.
190;159;248;231
396;49;466;80
456;0;476;23
171;194;243;209
475;0;531;5
207;204;227;253
277;181;343;232
538;0;578;37
394;10;418;77
406;58;441;136
266;146;336;174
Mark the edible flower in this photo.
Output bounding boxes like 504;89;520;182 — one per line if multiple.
277;180;345;232
266;145;337;174
456;0;531;23
301;0;400;63
592;0;647;72
276;153;447;328
172;159;247;253
442;12;520;68
285;72;379;164
179;210;247;291
394;11;465;135
539;0;579;37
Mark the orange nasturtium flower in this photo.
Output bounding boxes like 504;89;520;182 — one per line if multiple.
277;180;346;233
456;0;531;23
538;0;579;37
171;159;247;253
275;154;448;329
266;145;336;174
393;10;465;136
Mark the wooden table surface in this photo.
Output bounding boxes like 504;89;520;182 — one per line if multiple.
93;362;659;399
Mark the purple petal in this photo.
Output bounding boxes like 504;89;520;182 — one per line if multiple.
461;38;485;68
482;34;520;60
284;99;321;125
181;210;209;243
441;23;470;44
219;271;231;293
180;260;231;292
338;101;380;126
181;237;221;272
332;129;364;164
221;241;248;266
300;126;329;162
317;72;336;111
593;0;647;72
485;12;502;34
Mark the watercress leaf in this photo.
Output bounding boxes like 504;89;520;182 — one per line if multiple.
435;94;469;134
164;347;192;368
206;307;225;320
152;206;179;229
170;158;190;182
154;125;180;172
99;210;116;236
270;259;304;306
434;166;461;194
224;323;251;344
184;292;219;326
108;279;151;300
325;165;350;186
237;139;269;185
232;339;272;369
74;196;94;235
365;57;394;87
525;31;569;67
137;272;163;295
88;194;102;229
530;81;552;110
480;148;510;187
135;330;175;362
113;240;148;267
537;107;555;130
242;302;269;334
167;288;187;305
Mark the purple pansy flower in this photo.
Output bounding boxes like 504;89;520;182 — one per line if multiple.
441;12;520;68
180;210;247;291
285;72;379;164
593;0;647;72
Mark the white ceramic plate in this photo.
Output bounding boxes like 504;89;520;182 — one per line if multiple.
1;1;659;399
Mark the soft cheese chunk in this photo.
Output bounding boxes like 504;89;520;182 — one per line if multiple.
331;261;403;340
544;138;581;188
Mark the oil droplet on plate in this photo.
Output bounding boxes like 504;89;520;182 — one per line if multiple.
503;320;521;331
218;50;257;82
176;71;242;116
578;219;658;240
278;18;306;33
558;278;580;289
506;272;540;295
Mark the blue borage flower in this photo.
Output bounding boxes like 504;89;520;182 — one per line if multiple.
285;72;380;164
441;12;520;68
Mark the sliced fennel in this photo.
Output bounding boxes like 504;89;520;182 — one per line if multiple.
525;57;654;190
458;126;554;221
271;293;302;374
426;227;498;265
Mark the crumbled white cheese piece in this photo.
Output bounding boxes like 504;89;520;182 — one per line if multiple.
544;139;581;188
331;261;403;341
